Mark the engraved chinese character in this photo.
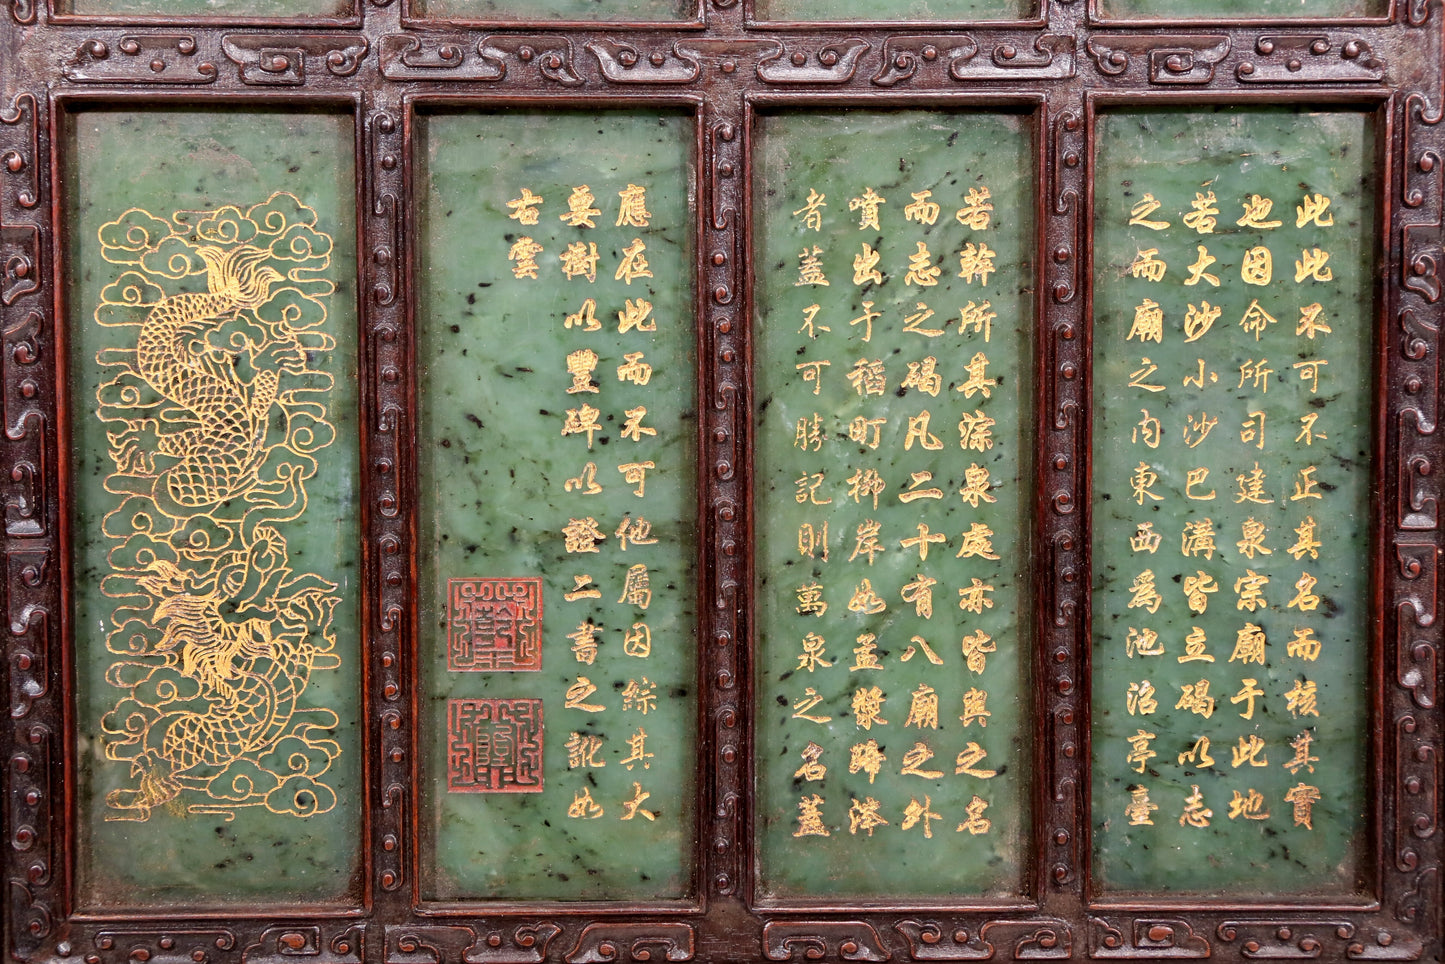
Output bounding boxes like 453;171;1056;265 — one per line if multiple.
793;794;829;837
792;188;827;231
506;188;544;225
849;187;886;230
905;241;942;287
848;796;889;836
508;236;543;279
1296;193;1333;228
1237;194;1282;229
1183;191;1218;234
1230;626;1267;666
615;240;653;284
560;241;600;282
795;246;829;287
957;243;996;284
956;187;993;229
903;190;940;225
1241;245;1273;285
617;184;652;227
1231;678;1265;720
560;185;601;228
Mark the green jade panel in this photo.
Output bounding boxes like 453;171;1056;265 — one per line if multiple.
1090;108;1375;895
417;0;690;23
754;110;1033;900
68;108;363;908
416;111;698;902
1097;0;1382;18
753;0;1029;22
63;0;348;18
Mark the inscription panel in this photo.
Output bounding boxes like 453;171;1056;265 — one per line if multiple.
415;109;698;903
1090;106;1376;896
752;109;1034;901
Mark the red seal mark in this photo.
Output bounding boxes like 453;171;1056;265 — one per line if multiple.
447;576;543;671
446;698;544;793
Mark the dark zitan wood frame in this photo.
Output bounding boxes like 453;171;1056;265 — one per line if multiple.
1;0;1440;958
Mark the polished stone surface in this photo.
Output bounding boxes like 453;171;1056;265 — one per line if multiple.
1098;0;1382;17
753;0;1028;20
67;108;362;909
1091;107;1374;895
418;0;690;21
415;111;697;902
65;0;348;16
753;110;1033;899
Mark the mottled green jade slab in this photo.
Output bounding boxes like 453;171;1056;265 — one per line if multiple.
417;0;690;22
67;108;362;908
63;0;349;17
1097;0;1382;17
416;111;697;902
753;110;1033;900
753;0;1029;22
1091;108;1374;895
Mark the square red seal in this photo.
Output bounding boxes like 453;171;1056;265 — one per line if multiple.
447;577;543;671
446;698;544;793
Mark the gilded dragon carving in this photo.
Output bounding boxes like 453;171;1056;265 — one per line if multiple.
91;192;343;821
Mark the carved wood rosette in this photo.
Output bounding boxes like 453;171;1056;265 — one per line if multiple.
2;0;1442;961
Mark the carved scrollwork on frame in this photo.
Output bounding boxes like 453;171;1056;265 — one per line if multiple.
8;721;52;945
953;35;1075;80
220;34;369;86
0;94;40;311
90;930;238;964
1;93;38;212
478;37;584;86
565;923;695;963
586;40;701;83
379;35;504;80
1212;921;1420;960
762;922;890;962
1236;36;1384;84
1090;918;1209;959
367;106;408;896
241;925;365;964
1396;715;1438;868
704;112;743;899
0;222;37;309
7;549;48;718
894;920;1071;960
380;35;582;84
871;36;978;87
1043;100;1085;896
63;36;219;84
386;924;563;964
1084;35;1230;85
756;39;870;84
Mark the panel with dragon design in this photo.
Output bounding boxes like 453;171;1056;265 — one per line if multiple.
415;108;699;903
65;107;363;909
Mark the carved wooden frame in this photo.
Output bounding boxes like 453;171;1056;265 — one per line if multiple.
2;0;1440;960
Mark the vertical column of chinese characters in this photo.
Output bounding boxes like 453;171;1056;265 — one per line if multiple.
506;182;669;825
1110;184;1346;843
780;178;1010;846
